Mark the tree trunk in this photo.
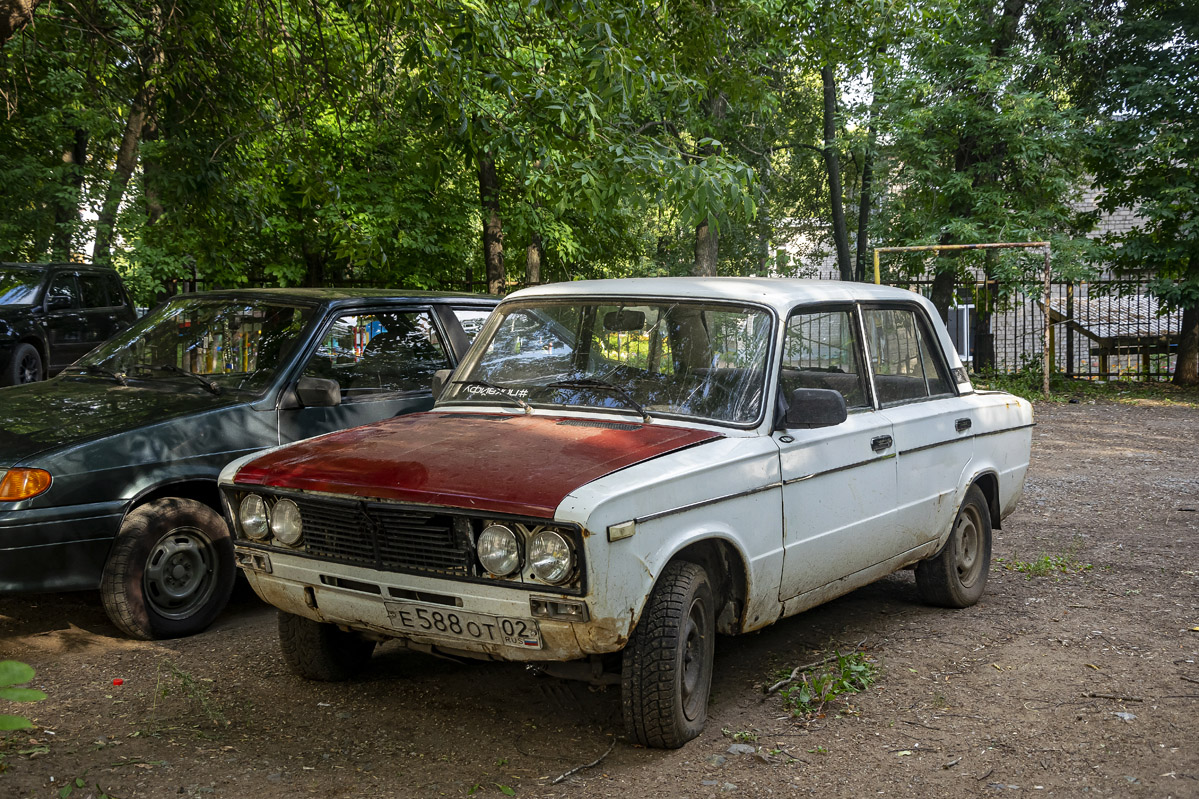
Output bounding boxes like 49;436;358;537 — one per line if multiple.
0;0;43;46
526;231;543;286
854;124;875;283
974;250;997;371
142;116;164;227
51;128;88;261
693;219;718;277
92;81;153;266
477;150;505;295
930;250;957;324
821;66;852;282
1174;303;1199;386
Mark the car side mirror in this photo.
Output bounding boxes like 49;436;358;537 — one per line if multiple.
782;388;848;430
431;368;452;399
295;376;341;407
45;294;73;311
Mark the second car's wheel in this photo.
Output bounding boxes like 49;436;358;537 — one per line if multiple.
278;611;377;681
3;343;43;385
621;560;716;749
100;497;235;640
915;484;992;608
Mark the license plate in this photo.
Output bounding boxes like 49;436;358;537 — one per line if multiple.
383;601;543;649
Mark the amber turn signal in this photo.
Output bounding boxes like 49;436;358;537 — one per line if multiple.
0;468;52;501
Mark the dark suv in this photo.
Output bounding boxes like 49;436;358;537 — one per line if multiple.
0;262;138;385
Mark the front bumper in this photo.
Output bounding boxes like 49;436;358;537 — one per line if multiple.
0;500;125;592
238;547;625;662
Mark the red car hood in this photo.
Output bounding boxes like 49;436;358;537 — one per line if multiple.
234;412;722;518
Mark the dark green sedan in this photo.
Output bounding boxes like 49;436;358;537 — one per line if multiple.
0;288;495;639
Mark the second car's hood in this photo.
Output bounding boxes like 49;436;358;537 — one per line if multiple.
233;411;723;518
0;377;241;464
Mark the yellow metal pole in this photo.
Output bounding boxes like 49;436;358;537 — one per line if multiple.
873;249;880;284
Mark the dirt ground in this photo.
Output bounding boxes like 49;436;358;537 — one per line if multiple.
2;401;1197;799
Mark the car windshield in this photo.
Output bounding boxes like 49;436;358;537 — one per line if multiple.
72;296;316;394
443;299;774;425
0;268;45;306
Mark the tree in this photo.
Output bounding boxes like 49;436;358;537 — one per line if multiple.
1081;0;1199;384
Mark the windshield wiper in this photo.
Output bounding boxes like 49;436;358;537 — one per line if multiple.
546;378;651;424
64;364;127;386
451;379;532;413
146;363;222;395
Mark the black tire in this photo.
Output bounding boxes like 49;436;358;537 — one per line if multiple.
100;498;235;640
621;560;716;748
3;343;43;385
278;611;376;681
915;484;992;608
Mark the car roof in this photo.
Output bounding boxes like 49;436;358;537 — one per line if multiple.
507;277;934;313
0;261;121;274
167;286;497;307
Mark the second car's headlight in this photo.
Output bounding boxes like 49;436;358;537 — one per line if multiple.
239;494;269;540
477;524;521;576
529;529;573;584
270;499;303;545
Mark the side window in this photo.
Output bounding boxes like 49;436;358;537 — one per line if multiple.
103;275;128;308
452;308;493;342
863;307;953;405
780;309;870;409
301;310;451;399
46;274;80;310
79;275;111;308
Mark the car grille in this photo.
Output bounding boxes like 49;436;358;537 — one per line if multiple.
292;498;472;577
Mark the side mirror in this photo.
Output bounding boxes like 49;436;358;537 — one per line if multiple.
45;294;73;311
295;376;341;407
431;368;452;399
782;388;848;430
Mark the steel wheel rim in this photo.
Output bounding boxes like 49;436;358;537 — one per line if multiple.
680;596;710;721
17;351;40;383
954;505;984;587
143;526;217;619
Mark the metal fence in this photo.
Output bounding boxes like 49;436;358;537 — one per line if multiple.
816;271;1182;381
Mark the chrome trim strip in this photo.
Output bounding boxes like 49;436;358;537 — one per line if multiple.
782;451;897;486
635;482;783;524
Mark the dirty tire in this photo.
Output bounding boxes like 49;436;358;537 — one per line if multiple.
3;343;42;385
621;560;715;749
278;611;376;681
916;484;992;608
100;498;235;640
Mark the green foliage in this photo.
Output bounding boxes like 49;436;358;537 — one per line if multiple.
0;660;46;732
779;649;878;717
996;554;1093;577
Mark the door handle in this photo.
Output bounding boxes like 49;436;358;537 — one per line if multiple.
871;435;893;452
955;418;972;432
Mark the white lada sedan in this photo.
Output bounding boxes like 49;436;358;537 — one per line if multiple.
219;278;1032;748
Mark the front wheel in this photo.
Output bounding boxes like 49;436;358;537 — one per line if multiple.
621;560;716;748
915;484;992;608
100;498;235;639
278;611;376;681
3;343;43;385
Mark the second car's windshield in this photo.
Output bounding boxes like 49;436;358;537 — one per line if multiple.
443;299;774;425
0;268;44;306
73;297;315;394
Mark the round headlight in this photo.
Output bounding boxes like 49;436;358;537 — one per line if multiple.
270;499;303;545
529;529;573;584
239;494;269;540
477;524;520;576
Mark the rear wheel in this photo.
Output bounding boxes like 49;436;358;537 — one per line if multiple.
100;498;235;639
3;343;43;385
278;611;377;681
621;560;715;748
915;485;992;608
